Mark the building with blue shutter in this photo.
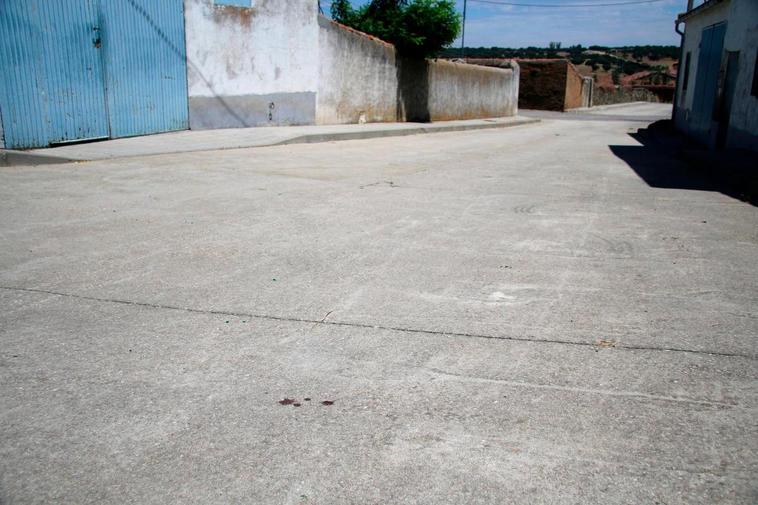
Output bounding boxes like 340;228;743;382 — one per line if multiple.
0;0;319;149
673;0;758;152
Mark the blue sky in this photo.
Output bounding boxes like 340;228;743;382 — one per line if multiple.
320;0;688;47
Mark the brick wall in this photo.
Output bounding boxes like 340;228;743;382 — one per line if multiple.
515;60;568;111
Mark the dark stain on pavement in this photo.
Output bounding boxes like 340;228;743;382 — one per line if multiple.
279;398;335;407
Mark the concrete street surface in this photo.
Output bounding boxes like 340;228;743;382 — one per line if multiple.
1;103;756;504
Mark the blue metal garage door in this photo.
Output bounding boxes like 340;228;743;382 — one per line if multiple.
0;0;188;149
100;0;189;139
690;22;727;145
0;1;110;148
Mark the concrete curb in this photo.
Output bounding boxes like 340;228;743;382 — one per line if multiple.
0;150;79;167
0;117;539;166
275;117;540;146
572;101;652;113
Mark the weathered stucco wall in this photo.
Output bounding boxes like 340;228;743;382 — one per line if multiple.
676;0;757;151
565;62;592;109
317;17;398;124
396;59;518;122
184;0;318;129
721;0;758;151
564;63;584;110
674;1;730;144
422;60;518;121
315;22;518;124
582;77;594;108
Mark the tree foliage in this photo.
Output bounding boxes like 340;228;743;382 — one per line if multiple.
330;0;460;59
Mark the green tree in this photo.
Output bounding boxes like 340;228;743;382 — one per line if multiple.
330;0;357;24
330;0;460;59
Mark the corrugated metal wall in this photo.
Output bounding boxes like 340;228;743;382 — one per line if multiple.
101;0;189;138
0;0;110;148
0;0;189;149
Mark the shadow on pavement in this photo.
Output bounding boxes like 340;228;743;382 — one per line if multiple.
609;120;758;206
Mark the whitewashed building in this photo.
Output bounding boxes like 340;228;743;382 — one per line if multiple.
673;0;758;152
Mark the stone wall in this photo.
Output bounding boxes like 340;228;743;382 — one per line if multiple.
184;0;319;129
514;60;567;111
594;87;661;105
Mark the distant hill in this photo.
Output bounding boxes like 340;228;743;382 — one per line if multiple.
439;45;679;89
440;45;678;64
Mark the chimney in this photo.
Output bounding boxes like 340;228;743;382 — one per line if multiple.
686;0;694;11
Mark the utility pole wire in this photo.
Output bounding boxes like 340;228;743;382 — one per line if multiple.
468;0;666;7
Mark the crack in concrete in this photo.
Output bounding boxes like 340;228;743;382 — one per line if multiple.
427;368;740;408
1;285;755;360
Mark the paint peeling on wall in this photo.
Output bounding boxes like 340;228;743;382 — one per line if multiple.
184;0;318;128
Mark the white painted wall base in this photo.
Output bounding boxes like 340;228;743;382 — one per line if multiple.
184;0;319;129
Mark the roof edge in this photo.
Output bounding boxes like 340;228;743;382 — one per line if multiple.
677;0;728;22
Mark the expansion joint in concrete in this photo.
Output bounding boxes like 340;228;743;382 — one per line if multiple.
1;285;754;361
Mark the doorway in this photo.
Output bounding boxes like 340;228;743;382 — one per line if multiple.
0;0;189;149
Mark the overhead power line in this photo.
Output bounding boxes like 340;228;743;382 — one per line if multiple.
468;0;666;7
